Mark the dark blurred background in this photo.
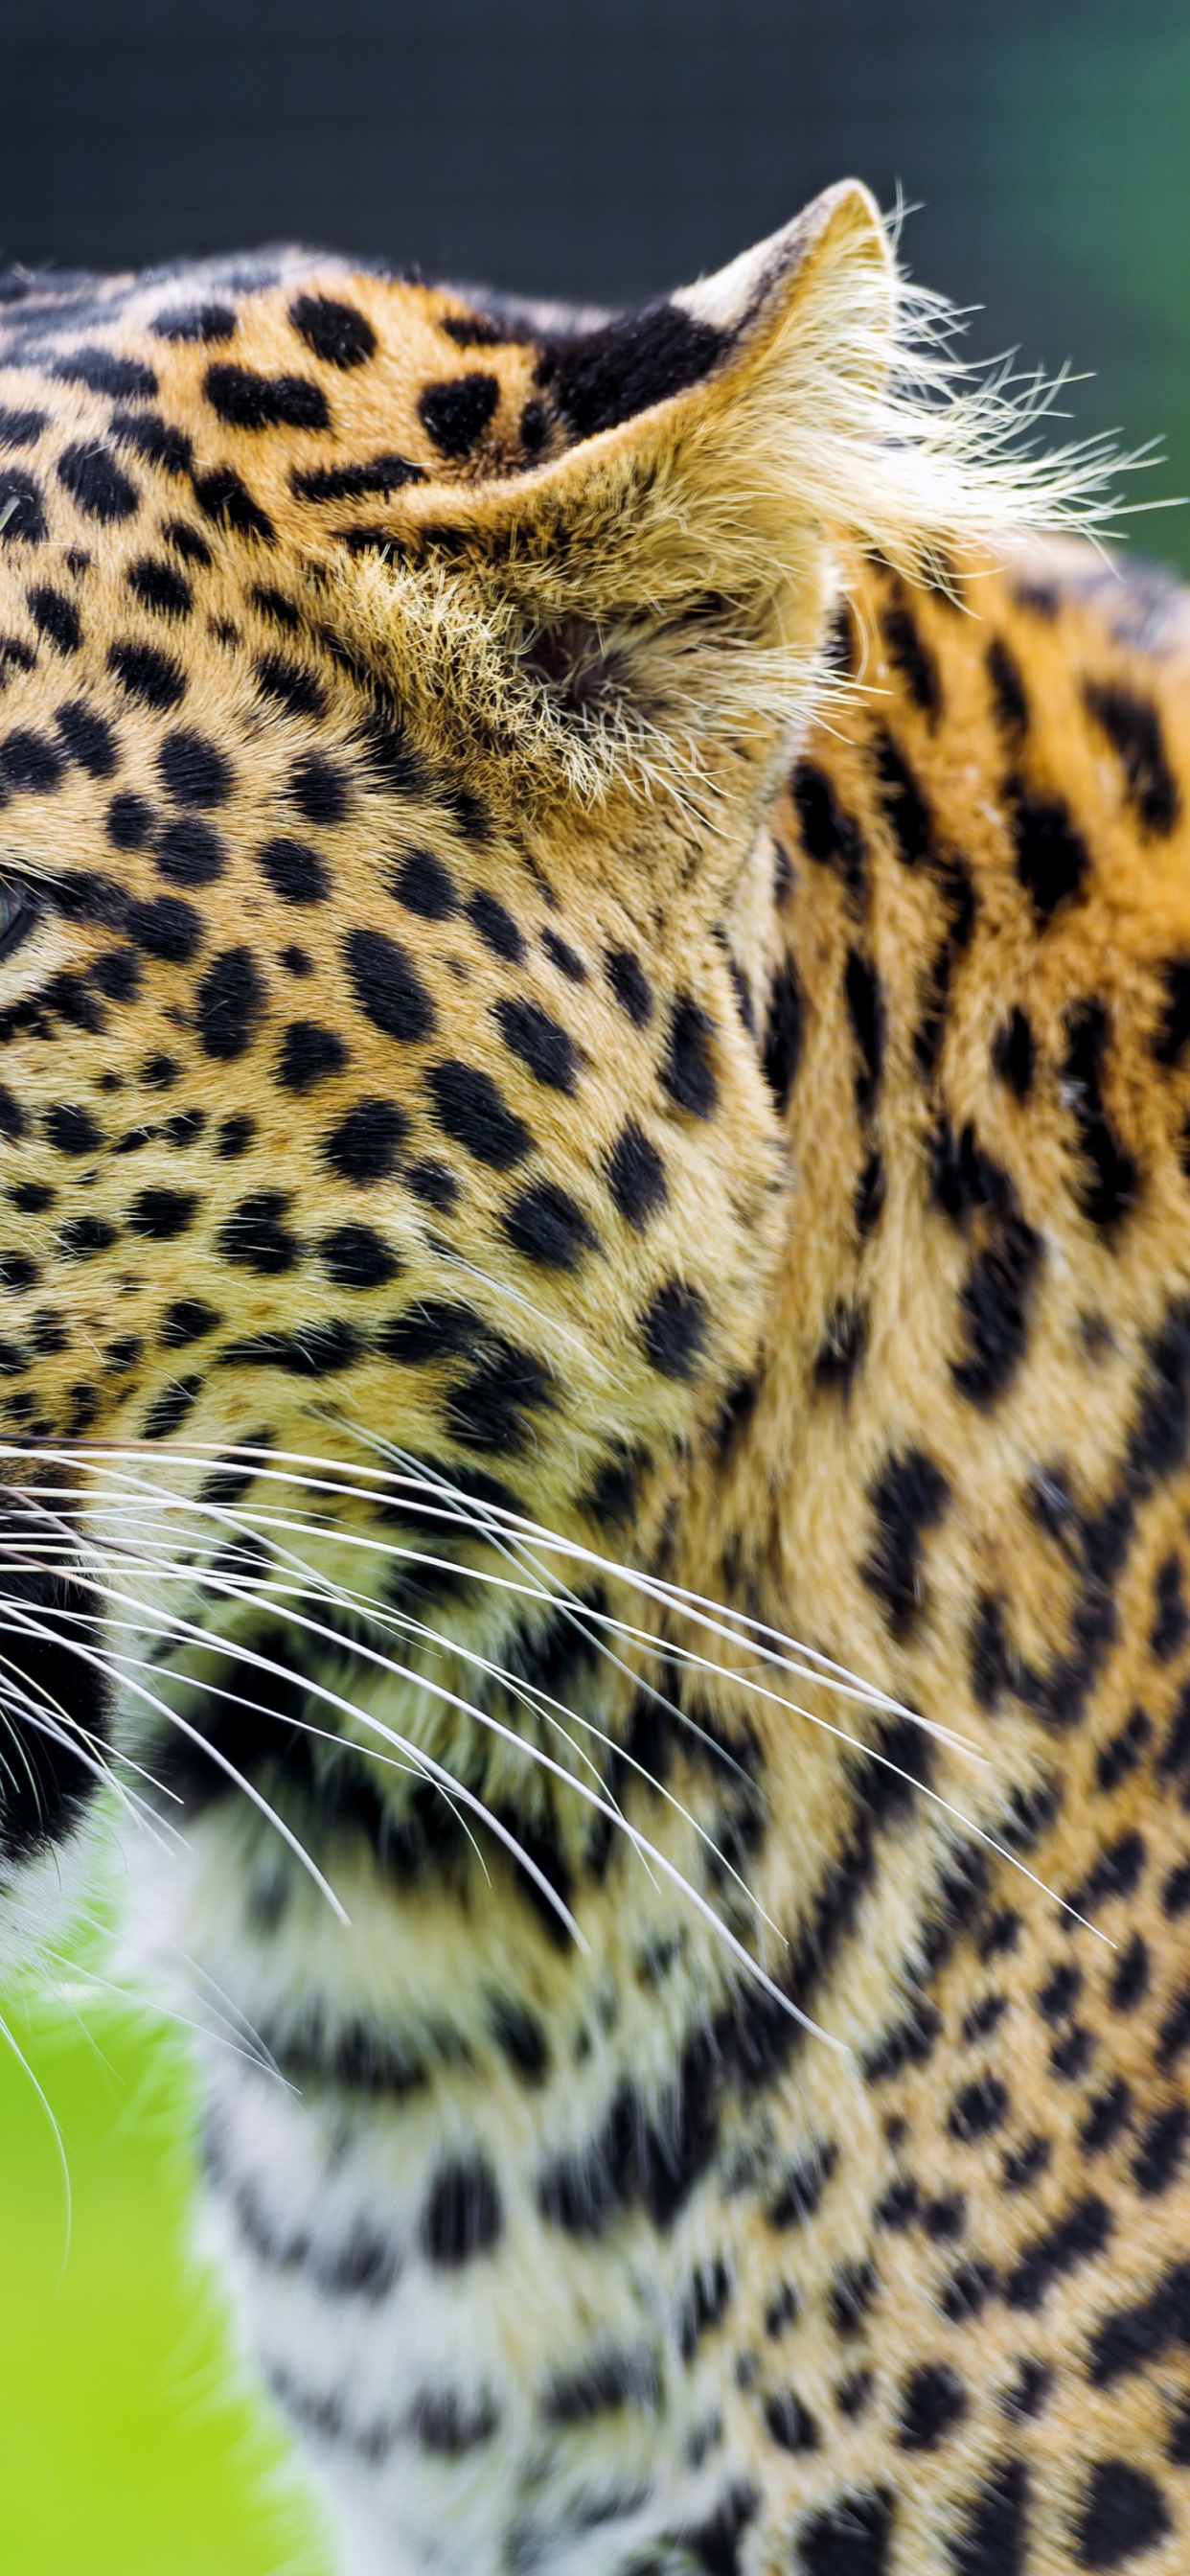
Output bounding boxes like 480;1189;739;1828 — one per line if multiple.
0;0;1188;560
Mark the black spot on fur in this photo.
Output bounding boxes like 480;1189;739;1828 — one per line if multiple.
951;2461;1029;2576
993;1006;1036;1098
1063;1000;1139;1230
155;816;225;886
323;1097;408;1185
219;1322;360;1378
108;639;186;709
254;651;325;720
286;292;375;368
196;948;263;1060
880;598;941;721
914;860;976;1079
278;1020;348;1093
494;996;577;1092
862;1449;950;1638
762;961;803;1113
126;555;191;619
899;2362;967;2450
217;1191;302;1275
1098;1707;1153;1790
54;347;156;400
446;1339;553;1454
380;1300;482;1367
670;2484;759;2576
541;929;585;981
540;303;725;440
987;635;1029;739
205;363;330;432
345;927;435;1044
676;2257;733;2361
1065;1828;1146;1916
293;452;423;504
128;1186;197;1240
0;407;46;448
0;729;61;794
0;467;46;544
856;1152;885;1236
606;948;653;1026
125;896;201;962
1089;2258;1190;2386
161;1299;221;1347
426;1060;530;1168
660;995;718;1117
110;409;192;476
845;952;884;1116
951;1214;1043;1407
488;1996;550;2084
289;751;350;827
421;2156;502;2265
143;1374;202;1438
164;519;211;566
949;2076;1009;2141
538;2037;721;2237
57;444;139;524
320;1224;400;1290
541;2346;660;2426
55;701;117;777
1085;678;1180;836
392;849;457;920
764;2390;819;2453
192;467;275;543
259;837;329;904
1011;786;1089;919
467;889;524;961
151;304;237;344
790;760;865;895
157;728;232;808
502;1179;597;1271
874;730;933;865
606;1121;667;1227
27;585;80;653
419;375;499;457
1005;2194;1112;2312
1074;2460;1170;2569
1132;2104;1189;2196
766;2144;837;2230
405;1159;457;1211
642;1278;707;1379
797;2488;893;2576
814;1302;868;1392
1153;957;1190;1069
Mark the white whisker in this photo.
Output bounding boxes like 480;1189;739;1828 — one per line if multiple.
0;2001;72;2278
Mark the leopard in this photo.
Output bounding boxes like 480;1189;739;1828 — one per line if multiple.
0;173;1189;2576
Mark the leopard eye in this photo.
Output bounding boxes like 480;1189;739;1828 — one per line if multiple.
0;878;37;966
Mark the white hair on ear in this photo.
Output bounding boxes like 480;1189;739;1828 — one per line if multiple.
673;179;1125;585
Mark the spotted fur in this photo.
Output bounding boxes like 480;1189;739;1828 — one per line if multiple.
0;183;1187;2575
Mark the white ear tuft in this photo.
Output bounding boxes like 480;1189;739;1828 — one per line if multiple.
675;179;893;346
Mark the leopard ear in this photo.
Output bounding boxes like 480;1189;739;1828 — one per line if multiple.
334;179;1090;819
472;175;899;625
335;184;903;816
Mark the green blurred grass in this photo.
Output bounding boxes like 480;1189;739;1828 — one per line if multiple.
0;1990;332;2575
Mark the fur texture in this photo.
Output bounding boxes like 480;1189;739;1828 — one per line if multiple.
0;185;1185;2573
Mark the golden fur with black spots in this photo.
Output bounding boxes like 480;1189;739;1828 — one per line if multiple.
0;182;1186;2574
